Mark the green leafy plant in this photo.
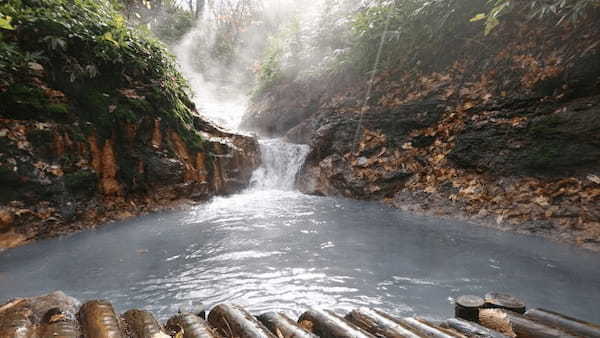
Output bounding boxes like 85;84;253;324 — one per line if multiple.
471;0;600;35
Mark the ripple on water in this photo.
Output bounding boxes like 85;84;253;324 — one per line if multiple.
1;190;600;322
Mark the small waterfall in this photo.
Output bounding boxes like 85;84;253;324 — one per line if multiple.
250;139;310;191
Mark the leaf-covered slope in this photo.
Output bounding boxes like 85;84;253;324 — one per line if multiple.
246;0;600;249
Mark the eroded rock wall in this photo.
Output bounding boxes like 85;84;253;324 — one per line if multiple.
0;85;260;249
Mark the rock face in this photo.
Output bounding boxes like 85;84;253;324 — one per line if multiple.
0;112;260;249
244;6;600;248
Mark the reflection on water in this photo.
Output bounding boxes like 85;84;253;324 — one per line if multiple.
1;189;600;322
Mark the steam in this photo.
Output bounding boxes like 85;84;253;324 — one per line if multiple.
171;0;334;132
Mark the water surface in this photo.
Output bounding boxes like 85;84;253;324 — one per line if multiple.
1;186;599;322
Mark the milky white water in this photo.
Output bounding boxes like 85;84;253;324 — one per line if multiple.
1;22;600;325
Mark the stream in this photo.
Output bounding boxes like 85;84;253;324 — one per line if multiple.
1;27;600;324
1;137;600;322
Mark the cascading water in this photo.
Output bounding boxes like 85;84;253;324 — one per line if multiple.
173;21;310;192
251;139;310;191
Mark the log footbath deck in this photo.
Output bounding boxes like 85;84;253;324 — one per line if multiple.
1;291;599;337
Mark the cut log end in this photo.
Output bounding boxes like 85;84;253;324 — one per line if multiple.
483;293;525;314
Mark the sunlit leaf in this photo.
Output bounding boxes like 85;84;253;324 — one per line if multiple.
470;13;487;22
484;17;500;36
0;16;15;30
102;32;120;47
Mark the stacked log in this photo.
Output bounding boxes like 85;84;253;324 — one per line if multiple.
165;312;217;338
483;293;526;314
122;309;169;338
478;308;579;338
78;300;125;338
258;312;318;338
208;303;276;338
298;309;375;338
1;291;600;338
445;318;508;338
345;308;420;338
455;295;484;322
41;307;81;338
525;308;600;338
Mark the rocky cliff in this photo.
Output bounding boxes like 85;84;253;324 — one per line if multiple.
0;0;260;249
244;3;600;249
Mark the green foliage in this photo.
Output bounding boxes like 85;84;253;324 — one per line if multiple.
0;14;16;30
472;0;600;35
343;0;489;75
0;0;203;143
151;7;193;45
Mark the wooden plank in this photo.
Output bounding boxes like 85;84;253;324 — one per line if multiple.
121;309;169;338
298;309;375;338
478;308;579;338
258;312;318;338
208;304;276;338
165;312;218;338
78;300;125;338
525;308;600;338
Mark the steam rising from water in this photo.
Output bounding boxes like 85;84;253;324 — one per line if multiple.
173;29;248;130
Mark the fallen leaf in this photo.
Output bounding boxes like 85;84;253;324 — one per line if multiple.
587;174;600;185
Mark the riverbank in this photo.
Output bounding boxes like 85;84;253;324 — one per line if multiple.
244;2;600;250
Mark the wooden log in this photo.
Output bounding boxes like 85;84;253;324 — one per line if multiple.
0;299;35;338
445;318;508;338
344;307;422;338
208;304;276;338
121;309;169;338
478;309;579;338
41;307;81;338
78;300;125;338
483;293;525;314
258;312;318;338
165;313;217;338
524;308;600;338
455;295;484;323
395;317;461;338
297;309;375;338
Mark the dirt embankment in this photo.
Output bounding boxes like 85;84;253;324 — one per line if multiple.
244;8;600;250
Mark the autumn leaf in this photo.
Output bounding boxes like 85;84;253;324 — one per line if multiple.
587;174;600;185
